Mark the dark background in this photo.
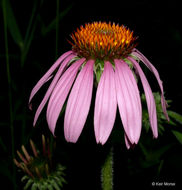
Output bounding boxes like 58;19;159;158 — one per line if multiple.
1;0;182;189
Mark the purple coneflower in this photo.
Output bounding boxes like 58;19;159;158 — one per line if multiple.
29;22;169;147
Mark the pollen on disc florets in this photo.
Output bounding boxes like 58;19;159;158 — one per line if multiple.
69;22;137;60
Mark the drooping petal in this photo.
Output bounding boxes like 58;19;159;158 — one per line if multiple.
132;49;169;121
64;60;94;142
33;54;76;126
29;51;74;106
124;134;133;149
115;59;142;144
94;61;117;145
46;58;85;135
128;57;158;138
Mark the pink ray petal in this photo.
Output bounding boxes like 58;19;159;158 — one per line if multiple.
64;60;94;142
33;54;76;126
132;49;169;121
124;134;133;149
128;57;158;138
94;61;117;145
29;51;74;106
115;59;142;144
46;58;85;135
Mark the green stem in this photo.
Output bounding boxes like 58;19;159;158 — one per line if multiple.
101;147;114;190
2;0;16;189
55;0;59;59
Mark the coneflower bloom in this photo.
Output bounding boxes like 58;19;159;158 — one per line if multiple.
29;22;169;147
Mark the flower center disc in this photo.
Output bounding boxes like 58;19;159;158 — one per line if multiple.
70;22;137;60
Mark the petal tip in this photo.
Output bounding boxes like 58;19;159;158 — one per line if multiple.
29;103;32;111
65;135;78;143
153;133;158;139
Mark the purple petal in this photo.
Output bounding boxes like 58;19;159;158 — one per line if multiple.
64;60;94;142
29;51;74;106
33;54;76;126
94;61;117;145
132;49;169;121
128;57;158;138
46;58;85;135
115;59;142;144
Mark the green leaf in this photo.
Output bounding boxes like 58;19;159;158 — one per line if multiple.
21;175;29;182
168;111;182;125
139;142;173;165
3;0;24;49
94;60;104;84
24;178;33;190
23;1;37;46
41;4;73;36
53;176;64;187
37;182;45;190
0;160;12;182
31;183;38;190
52;182;60;190
157;160;164;175
0;136;7;152
47;185;54;190
21;1;38;66
48;179;60;190
172;130;182;144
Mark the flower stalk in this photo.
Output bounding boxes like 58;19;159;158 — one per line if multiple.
101;147;114;190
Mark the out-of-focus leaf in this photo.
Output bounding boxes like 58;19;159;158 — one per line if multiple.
139;142;173;168
31;183;38;190
157;159;164;175
52;181;60;190
47;184;53;190
21;175;29;182
0;160;12;182
21;19;37;66
168;111;182;125
3;0;24;49
21;1;38;66
24;178;33;190
0;136;7;152
142;92;168;135
41;4;73;36
141;92;182;137
172;130;182;144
